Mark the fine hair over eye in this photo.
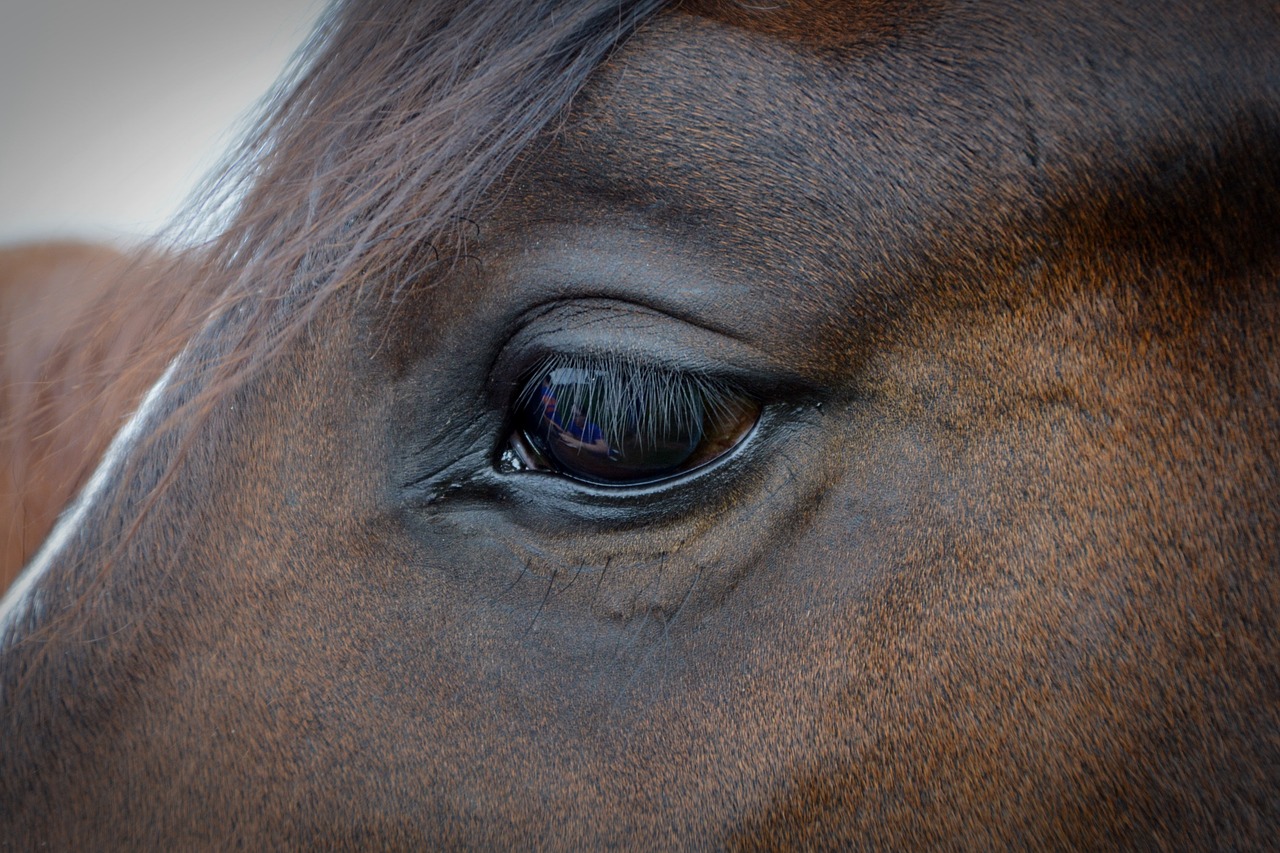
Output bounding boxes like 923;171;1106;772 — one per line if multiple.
510;353;759;485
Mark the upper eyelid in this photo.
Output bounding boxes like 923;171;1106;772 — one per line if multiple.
491;298;809;390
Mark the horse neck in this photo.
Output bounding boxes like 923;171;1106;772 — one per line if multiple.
0;242;198;593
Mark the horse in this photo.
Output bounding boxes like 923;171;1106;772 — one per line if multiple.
2;0;1277;846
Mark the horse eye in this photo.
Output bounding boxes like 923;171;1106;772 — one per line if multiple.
505;362;760;486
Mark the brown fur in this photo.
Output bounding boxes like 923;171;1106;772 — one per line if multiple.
0;244;195;589
1;0;1277;847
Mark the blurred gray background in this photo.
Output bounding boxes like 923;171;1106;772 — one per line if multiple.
0;0;323;246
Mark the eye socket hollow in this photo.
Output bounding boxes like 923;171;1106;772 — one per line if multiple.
506;356;759;486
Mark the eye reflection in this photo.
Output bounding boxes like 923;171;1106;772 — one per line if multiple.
509;357;759;486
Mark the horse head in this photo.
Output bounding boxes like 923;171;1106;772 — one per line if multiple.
3;0;1277;846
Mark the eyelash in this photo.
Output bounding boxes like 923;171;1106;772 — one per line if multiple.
503;353;760;486
520;353;739;442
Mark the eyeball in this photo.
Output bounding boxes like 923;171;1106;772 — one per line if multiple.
507;357;759;486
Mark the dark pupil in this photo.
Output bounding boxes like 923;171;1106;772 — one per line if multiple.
523;368;703;484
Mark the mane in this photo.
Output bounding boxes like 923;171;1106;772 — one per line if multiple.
2;0;675;639
171;0;672;386
133;0;677;536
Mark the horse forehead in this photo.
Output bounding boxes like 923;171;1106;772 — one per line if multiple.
561;14;874;192
684;0;944;47
534;0;1260;257
543;8;1012;236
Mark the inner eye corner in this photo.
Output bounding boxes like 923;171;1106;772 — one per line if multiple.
500;354;761;488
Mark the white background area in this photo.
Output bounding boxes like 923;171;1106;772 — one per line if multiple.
0;0;324;246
